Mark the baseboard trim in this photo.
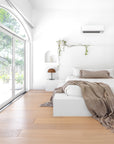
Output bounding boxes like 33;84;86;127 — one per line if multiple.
0;91;27;112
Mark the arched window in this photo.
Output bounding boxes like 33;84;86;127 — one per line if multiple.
0;7;26;38
0;7;28;109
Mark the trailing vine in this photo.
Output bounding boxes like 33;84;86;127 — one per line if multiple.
83;45;89;55
56;40;67;56
56;40;90;56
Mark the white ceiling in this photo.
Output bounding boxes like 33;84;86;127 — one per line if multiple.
28;0;113;10
28;0;75;9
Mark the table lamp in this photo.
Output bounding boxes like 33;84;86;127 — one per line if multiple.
48;68;56;80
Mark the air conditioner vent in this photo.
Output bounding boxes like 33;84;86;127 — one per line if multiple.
82;25;104;33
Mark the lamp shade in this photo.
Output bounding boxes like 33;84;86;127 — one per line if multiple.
48;68;56;73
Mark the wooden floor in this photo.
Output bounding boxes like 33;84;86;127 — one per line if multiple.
0;90;114;144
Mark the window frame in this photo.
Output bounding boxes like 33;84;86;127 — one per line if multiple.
0;26;26;109
0;5;29;40
0;4;33;90
0;5;29;110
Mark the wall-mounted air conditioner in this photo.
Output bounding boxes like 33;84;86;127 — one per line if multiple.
81;25;104;33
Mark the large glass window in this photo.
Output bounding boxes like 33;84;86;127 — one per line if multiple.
15;39;25;95
0;31;12;105
0;8;26;38
0;7;26;109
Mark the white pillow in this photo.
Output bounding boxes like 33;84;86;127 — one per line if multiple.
72;67;114;78
65;85;82;97
72;67;80;77
104;69;114;77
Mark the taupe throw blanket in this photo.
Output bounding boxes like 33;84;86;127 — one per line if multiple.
41;80;114;131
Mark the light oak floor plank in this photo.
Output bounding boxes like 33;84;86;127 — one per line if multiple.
0;90;114;144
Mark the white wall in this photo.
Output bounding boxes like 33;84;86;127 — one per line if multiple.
59;45;114;79
31;0;114;89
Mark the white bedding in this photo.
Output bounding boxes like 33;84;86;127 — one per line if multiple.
64;75;114;96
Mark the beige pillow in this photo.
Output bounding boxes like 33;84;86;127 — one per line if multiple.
80;70;112;78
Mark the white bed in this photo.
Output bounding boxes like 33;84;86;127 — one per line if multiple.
65;75;114;96
53;75;114;117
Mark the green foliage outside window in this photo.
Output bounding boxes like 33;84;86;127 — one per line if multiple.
15;73;24;84
0;8;26;37
0;8;25;84
0;74;10;83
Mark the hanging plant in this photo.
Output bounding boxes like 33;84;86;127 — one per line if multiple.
82;45;89;55
56;40;67;56
56;40;90;56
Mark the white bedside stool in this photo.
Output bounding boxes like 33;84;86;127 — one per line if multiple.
45;80;64;91
45;80;59;91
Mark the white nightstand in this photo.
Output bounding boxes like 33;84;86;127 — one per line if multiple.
45;80;59;91
45;80;64;91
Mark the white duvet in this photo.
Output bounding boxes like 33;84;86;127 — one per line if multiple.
64;75;114;96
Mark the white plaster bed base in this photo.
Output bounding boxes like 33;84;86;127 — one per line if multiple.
53;93;91;117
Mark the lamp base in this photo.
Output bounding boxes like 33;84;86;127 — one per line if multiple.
49;73;55;80
49;78;55;80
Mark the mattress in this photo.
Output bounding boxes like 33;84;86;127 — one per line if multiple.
65;76;114;96
53;93;91;116
53;76;114;116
